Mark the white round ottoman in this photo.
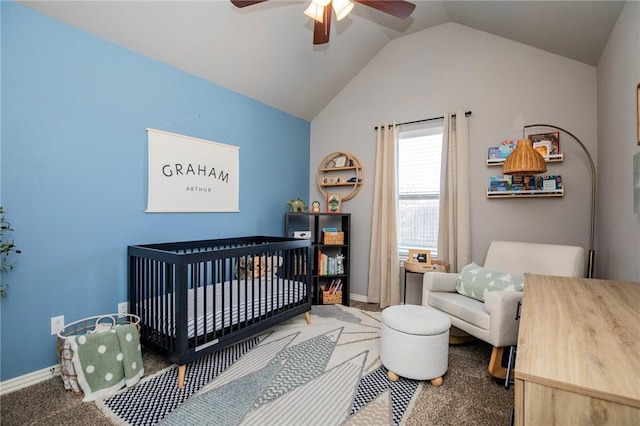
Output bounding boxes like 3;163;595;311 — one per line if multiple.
380;304;451;386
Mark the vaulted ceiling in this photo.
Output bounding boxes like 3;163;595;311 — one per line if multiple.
20;1;625;121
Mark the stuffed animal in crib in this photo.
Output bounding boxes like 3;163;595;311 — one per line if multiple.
264;255;283;275
235;256;266;279
235;255;283;279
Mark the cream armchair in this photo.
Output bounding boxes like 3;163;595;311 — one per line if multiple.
422;240;585;378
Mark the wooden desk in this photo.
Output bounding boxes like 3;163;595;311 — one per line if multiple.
514;274;640;425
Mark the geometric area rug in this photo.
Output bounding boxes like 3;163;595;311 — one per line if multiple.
97;305;422;425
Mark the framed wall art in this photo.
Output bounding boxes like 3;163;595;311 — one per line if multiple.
146;128;239;213
326;193;341;213
334;156;347;168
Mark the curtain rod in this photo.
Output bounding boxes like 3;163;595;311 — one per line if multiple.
374;111;472;130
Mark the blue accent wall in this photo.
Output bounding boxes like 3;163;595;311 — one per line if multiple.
0;2;310;381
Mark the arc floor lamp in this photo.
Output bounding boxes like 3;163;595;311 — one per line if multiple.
502;124;596;278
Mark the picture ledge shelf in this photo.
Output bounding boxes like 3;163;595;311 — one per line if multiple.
487;153;563;166
487;189;564;198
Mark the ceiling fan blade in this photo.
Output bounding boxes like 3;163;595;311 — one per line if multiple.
354;0;416;19
230;0;269;8
313;4;332;45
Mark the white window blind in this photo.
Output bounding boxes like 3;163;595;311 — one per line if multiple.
397;123;444;260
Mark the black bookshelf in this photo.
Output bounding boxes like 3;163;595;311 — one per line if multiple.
284;213;350;306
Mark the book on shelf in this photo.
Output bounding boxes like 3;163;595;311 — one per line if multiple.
537;175;563;191
511;175;524;191
488;147;501;160
499;140;516;158
530;132;560;155
486;141;516;162
324;279;335;292
317;250;343;276
489;175;512;192
488;174;562;194
508;175;538;191
532;140;551;157
324;278;342;294
522;175;537;190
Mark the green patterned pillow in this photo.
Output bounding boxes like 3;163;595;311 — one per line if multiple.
455;262;524;302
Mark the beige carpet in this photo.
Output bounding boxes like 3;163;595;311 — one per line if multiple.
1;304;513;425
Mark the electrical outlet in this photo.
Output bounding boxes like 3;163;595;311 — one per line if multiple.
51;315;64;336
118;302;128;318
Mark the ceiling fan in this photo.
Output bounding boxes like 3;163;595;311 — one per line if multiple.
231;0;416;45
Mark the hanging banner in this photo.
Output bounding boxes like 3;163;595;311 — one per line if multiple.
146;128;239;212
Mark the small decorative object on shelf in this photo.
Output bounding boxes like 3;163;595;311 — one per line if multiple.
326;193;341;213
336;254;345;274
293;230;312;239
287;198;308;212
311;200;321;213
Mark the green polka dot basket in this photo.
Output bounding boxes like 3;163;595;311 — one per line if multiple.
56;314;140;395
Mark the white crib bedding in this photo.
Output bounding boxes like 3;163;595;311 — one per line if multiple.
142;277;307;339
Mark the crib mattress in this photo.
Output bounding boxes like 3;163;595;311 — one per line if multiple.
141;277;307;339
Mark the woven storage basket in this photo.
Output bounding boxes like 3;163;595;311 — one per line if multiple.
404;249;450;273
56;313;140;395
322;231;344;245
321;290;342;304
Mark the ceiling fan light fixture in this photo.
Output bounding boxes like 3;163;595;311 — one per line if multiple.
311;0;331;7
304;2;325;22
333;0;354;20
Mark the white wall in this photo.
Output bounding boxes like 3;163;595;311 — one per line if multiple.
310;23;599;301
596;1;640;282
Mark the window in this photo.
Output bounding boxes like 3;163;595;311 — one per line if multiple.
397;122;444;260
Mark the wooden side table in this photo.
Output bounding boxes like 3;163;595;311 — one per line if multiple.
403;258;449;304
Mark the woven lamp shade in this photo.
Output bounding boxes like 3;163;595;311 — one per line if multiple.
502;139;547;175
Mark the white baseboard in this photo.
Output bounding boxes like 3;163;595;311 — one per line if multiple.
0;364;60;395
350;293;368;303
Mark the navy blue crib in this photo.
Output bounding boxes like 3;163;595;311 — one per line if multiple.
128;236;311;388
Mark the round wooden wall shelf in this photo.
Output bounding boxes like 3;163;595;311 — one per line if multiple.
316;152;364;201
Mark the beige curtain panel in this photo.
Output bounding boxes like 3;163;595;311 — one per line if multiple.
368;123;400;308
437;110;471;272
